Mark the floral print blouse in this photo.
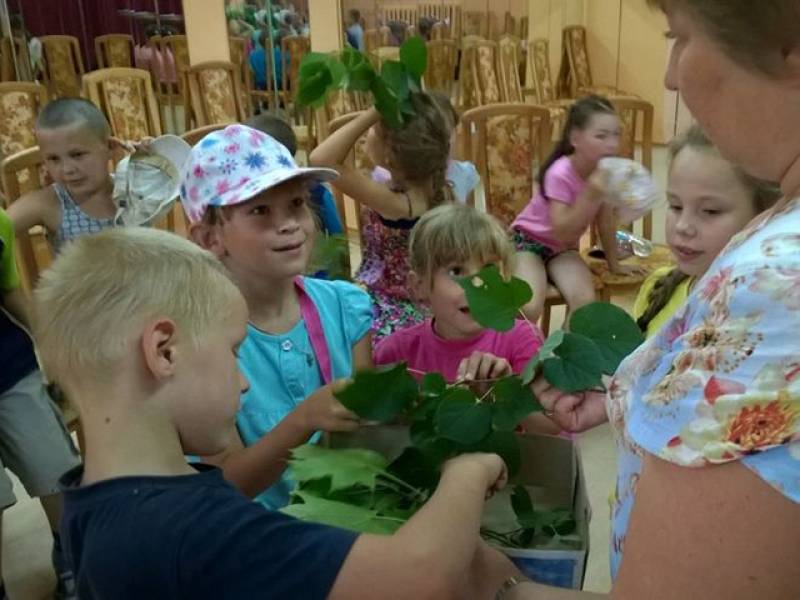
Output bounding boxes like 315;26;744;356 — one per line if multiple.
608;197;800;578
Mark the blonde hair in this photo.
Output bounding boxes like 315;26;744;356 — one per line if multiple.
32;228;241;387
409;204;514;286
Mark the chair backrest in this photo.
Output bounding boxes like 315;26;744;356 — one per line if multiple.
364;29;381;54
1;36;33;81
82;68;162;140
39;35;85;99
469;41;502;107
371;46;401;70
562;25;594;97
315;88;365;142
281;35;311;103
185;61;246;127
423;39;457;96
528;38;557;103
430;21;450;41
161;35;191;77
463;11;488;38
504;13;516;36
519;16;529;41
181;123;227;147
95;34;134;69
610;97;655;239
383;6;418;30
1;146;52;289
0;82;47;158
497;35;523;103
460;103;551;225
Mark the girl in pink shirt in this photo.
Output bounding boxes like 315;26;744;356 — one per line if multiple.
511;95;636;322
375;203;560;435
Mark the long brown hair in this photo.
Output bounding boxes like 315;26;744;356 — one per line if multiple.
637;125;781;332
381;91;455;208
537;95;615;199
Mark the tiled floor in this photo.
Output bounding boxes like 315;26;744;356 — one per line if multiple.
2;148;672;598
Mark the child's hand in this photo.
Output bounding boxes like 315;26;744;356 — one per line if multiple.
456;351;512;383
587;167;611;197
442;453;508;498
532;375;608;433
298;380;361;433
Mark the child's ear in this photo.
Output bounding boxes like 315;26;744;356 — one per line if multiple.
141;318;178;380
189;223;226;258
408;270;428;302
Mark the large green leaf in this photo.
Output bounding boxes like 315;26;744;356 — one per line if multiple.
335;363;418;422
521;330;565;385
372;77;403;128
569;302;644;374
472;430;521;477
297;60;333;107
511;484;537;528
340;47;375;91
399;36;427;82
490;376;542;431
435;388;492;445
541;332;605;392
457;265;532;332
289;444;388;493
420;373;447;398
381;61;409;104
387;446;440;492
282;491;401;535
410;419;457;464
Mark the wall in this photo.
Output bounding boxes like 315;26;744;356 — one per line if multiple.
310;0;344;51
183;0;229;64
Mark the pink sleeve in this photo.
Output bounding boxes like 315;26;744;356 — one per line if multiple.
508;321;545;374
374;333;401;366
542;160;578;205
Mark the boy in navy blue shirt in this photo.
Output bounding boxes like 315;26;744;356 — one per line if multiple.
34;227;519;599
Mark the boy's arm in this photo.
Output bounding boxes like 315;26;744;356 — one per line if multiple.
329;453;518;600
1;287;30;330
203;382;359;498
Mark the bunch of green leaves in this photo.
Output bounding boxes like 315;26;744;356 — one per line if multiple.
297;37;427;128
308;233;351;280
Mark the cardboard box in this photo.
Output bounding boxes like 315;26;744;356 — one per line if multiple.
325;427;591;590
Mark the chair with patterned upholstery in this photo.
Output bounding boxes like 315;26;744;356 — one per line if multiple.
82;68;162;141
524;38;573;136
558;26;631;99
95;34;134;69
424;39;457;97
462;11;488;38
39;35;85;99
462;40;502;109
184;61;247;128
497;35;524;103
160;35;191;132
0;82;47;159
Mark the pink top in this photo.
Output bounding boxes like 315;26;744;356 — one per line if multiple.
374;319;544;382
511;155;600;253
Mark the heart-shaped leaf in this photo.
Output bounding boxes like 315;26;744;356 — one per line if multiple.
289;444;388;493
335;363;418;422
569;302;644;374
399;36;427;82
381;61;410;102
435;388;492;445
297;59;333;107
372;77;403;128
541;332;605;392
490;376;542;430
511;484;537;528
457;265;532;332
521;330;565;385
420;373;447;397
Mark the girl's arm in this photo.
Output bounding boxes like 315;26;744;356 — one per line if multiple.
352;333;374;371
596;203;646;275
548;184;605;243
309;108;427;220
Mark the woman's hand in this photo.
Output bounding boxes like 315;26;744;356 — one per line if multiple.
532;376;608;433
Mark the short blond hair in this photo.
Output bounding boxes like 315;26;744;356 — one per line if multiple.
32;228;241;387
409;204;514;286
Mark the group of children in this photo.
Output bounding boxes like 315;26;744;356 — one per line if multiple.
0;83;780;596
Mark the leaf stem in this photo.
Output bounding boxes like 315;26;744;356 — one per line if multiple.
378;472;427;502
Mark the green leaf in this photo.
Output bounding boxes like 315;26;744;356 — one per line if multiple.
521;330;565;385
341;47;376;91
420;373;447;398
490;376;542;431
541;332;605;393
472;430;521;477
289;444;389;493
536;508;576;537
387;447;440;492
282;491;401;535
327;59;347;88
457;265;533;332
335;363;418;422
381;61;410;103
308;233;350;280
435;388;492;445
511;484;537;528
410;419;457;464
399;36;427;82
372;77;403;128
569;302;644;374
297;60;333;107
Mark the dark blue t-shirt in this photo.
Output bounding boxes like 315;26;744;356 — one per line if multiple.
59;464;357;599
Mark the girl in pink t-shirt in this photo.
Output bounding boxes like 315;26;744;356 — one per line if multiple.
375;204;561;435
511;95;636;322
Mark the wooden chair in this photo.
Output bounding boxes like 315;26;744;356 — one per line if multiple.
315;88;365;142
184;61;247;127
0;82;47;159
364;29;381;54
95;34;134;69
557;26;629;99
459;40;502;110
504;13;516;36
228;36;251;118
82;68;162;141
423;40;457;97
371;46;401;71
519;16;529;41
430;21;451;41
420;3;461;39
383;6;418;31
160;35;191;132
181;123;227;146
497;35;524;103
525;38;573;135
39;35;85;99
462;11;488;38
1;37;33;81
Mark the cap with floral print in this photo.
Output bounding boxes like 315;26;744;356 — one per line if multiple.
179;124;338;224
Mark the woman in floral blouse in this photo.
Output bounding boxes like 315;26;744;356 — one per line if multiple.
502;1;800;598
